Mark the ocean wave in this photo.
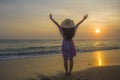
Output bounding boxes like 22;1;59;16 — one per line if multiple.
0;39;120;60
0;47;120;60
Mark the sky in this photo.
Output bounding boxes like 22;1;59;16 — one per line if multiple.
0;0;120;39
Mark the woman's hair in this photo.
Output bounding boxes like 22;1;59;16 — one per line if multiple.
62;27;75;40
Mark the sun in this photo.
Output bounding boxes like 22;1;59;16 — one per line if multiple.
95;29;100;34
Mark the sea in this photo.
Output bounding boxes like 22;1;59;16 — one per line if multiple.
0;39;120;60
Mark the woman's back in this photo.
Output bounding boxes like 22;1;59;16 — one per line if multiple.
62;27;75;40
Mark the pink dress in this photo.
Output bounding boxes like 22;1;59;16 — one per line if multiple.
58;26;77;59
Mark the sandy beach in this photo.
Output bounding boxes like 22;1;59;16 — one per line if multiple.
0;49;120;80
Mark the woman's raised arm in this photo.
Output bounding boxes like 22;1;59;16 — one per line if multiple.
75;14;88;28
49;14;60;27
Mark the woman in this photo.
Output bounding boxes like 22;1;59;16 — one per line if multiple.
50;13;88;76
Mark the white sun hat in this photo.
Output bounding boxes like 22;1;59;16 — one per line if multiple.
61;19;75;28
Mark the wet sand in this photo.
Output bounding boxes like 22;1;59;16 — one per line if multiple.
0;49;120;80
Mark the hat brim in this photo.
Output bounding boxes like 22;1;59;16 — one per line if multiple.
61;19;75;28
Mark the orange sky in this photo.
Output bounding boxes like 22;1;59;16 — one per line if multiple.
0;0;120;39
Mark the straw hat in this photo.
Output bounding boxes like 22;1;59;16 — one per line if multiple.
61;19;75;28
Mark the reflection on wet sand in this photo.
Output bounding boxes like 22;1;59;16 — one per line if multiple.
96;51;102;66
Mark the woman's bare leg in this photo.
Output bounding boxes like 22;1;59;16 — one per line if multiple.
63;58;68;75
69;58;73;75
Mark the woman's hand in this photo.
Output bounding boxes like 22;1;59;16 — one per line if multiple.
49;13;60;27
49;13;52;19
83;14;88;20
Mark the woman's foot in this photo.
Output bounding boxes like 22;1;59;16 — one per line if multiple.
68;72;71;76
65;72;69;76
65;72;71;77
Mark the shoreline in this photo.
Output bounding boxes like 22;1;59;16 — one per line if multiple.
0;49;120;80
0;49;120;60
